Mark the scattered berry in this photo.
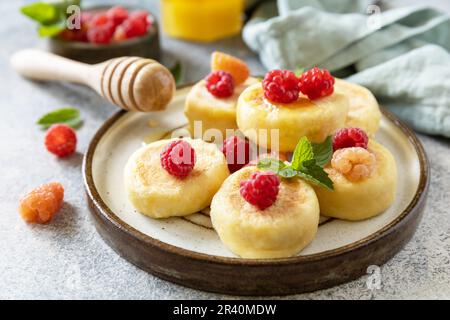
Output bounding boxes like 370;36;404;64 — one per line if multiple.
331;147;376;182
44;124;77;158
205;71;235;98
106;6;129;27
160;140;196;178
240;172;280;210
211;51;249;85
333;127;369;151
262;70;299;103
18;182;64;224
222;136;250;173
298;67;335;100
120;16;148;39
87;23;115;44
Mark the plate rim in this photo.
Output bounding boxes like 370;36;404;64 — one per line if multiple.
82;86;429;267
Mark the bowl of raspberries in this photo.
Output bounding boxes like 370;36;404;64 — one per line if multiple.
48;5;160;64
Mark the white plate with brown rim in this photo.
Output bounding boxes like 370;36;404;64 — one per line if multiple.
83;85;429;296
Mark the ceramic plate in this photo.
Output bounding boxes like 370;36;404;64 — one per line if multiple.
83;85;429;295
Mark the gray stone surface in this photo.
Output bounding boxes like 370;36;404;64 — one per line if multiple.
1;0;449;300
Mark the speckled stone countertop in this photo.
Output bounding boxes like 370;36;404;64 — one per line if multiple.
1;0;449;300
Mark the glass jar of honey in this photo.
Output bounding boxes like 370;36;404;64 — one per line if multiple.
161;0;244;42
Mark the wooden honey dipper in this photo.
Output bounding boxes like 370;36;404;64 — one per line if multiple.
11;49;175;112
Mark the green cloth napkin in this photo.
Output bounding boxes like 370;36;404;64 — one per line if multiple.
243;0;450;137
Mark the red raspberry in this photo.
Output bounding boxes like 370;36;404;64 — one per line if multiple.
222;136;250;173
240;172;280;210
80;12;93;25
113;27;127;42
298;67;335;100
87;23;115;44
44;124;77;158
18;182;64;224
160;140;196;178
262;70;299;104
90;13;109;27
119;15;148;39
59;28;88;42
130;10;152;28
205;71;234;98
333;128;369;151
106;6;129;27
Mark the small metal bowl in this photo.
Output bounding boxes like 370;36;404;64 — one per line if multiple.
47;6;160;64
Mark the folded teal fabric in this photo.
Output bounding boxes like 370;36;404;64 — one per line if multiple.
243;0;450;137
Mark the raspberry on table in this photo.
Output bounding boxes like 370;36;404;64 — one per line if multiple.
262;70;299;104
18;182;64;224
240;172;280;210
211;51;249;85
298;67;335;100
222;136;250;173
160;140;196;178
333;127;369;151
44;124;77;158
205;71;235;98
106;6;129;27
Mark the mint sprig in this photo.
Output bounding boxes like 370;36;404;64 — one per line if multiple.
21;0;81;38
37;107;82;129
257;136;334;191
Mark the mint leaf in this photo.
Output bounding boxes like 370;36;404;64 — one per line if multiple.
257;158;297;178
278;167;297;178
257;158;287;173
312;136;333;167
257;137;334;191
62;117;83;129
51;0;81;14
21;2;58;25
299;162;334;191
38;21;66;37
291;136;314;170
169;61;182;85
37;107;82;129
299;158;316;170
